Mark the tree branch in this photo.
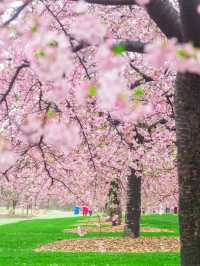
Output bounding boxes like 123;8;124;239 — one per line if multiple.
114;40;146;53
38;137;85;203
2;0;33;27
70;0;182;40
0;61;30;105
146;0;182;41
65;100;96;171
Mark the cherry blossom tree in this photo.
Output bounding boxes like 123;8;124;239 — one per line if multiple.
1;1;200;265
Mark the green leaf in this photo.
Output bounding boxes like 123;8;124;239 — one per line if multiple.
31;25;37;33
48;40;58;48
47;107;56;118
87;85;97;96
176;48;190;58
35;49;46;58
112;44;126;55
134;86;144;97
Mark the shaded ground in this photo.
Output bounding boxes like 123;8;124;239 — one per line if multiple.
38;218;178;253
36;236;179;253
64;224;173;233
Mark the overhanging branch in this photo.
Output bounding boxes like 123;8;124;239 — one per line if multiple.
70;0;182;41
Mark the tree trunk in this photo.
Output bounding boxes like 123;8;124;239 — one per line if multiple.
6;201;10;210
175;72;200;266
11;200;17;215
124;168;141;238
105;178;122;225
26;205;29;216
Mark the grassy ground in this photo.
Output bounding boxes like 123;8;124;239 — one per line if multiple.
0;208;76;225
0;214;180;266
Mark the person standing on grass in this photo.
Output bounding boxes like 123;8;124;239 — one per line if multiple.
82;206;89;216
89;207;93;216
73;206;80;215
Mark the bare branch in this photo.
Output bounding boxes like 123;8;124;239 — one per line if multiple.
0;61;30;105
38;137;85;203
66;100;96;171
2;0;33;27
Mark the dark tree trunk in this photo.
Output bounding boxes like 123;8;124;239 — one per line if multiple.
175;2;200;265
175;72;200;266
124;168;141;238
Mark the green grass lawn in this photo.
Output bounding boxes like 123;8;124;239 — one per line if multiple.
0;214;180;266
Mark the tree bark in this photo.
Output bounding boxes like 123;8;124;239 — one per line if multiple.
175;2;200;265
124;168;141;238
77;0;182;40
175;72;200;266
105;178;122;225
178;0;200;46
146;0;182;41
11;200;17;215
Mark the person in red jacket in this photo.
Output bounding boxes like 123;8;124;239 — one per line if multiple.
82;206;89;216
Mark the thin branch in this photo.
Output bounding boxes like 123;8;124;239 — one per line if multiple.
42;1;91;79
107;112;135;150
70;0;137;5
115;40;147;53
2;0;33;27
66;100;96;170
38;137;84;203
0;61;30;105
